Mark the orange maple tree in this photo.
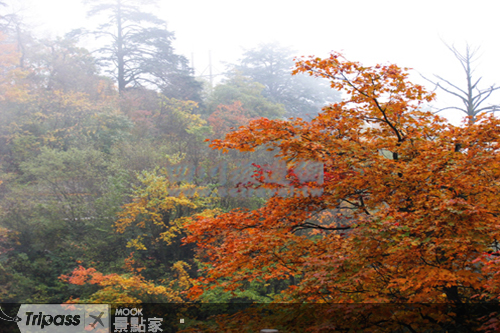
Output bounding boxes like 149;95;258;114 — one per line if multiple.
59;254;194;304
183;52;500;331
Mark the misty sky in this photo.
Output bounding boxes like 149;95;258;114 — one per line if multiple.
8;0;500;126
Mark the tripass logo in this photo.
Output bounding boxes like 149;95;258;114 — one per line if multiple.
1;304;110;333
25;310;85;329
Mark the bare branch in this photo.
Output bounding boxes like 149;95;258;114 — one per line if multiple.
433;74;468;97
424;41;499;124
433;106;467;114
474;86;500;109
475;105;500;113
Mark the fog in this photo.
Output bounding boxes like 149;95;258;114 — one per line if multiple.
8;0;500;125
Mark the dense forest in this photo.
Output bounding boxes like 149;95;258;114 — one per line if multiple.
0;0;337;325
2;0;500;332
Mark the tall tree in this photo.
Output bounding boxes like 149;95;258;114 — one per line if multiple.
184;52;500;331
423;43;500;124
77;0;201;99
232;43;340;120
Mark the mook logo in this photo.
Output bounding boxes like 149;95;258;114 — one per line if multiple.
112;307;165;333
114;307;142;316
1;304;110;333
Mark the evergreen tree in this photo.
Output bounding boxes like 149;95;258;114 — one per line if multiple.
233;43;340;120
75;0;201;100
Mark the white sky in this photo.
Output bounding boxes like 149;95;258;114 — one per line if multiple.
7;0;500;126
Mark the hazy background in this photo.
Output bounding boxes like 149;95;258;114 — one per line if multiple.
9;0;500;125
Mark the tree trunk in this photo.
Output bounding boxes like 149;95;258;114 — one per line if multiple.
116;0;125;94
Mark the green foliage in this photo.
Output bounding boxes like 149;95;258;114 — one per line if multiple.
86;110;133;153
0;147;130;302
195;257;276;304
0;82;122;170
206;73;285;119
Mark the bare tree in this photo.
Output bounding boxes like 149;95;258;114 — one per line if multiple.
423;43;500;124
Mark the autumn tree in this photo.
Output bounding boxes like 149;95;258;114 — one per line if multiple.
203;73;290;214
183;53;500;331
59;257;195;303
114;166;212;272
57;159;212;303
207;101;255;138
